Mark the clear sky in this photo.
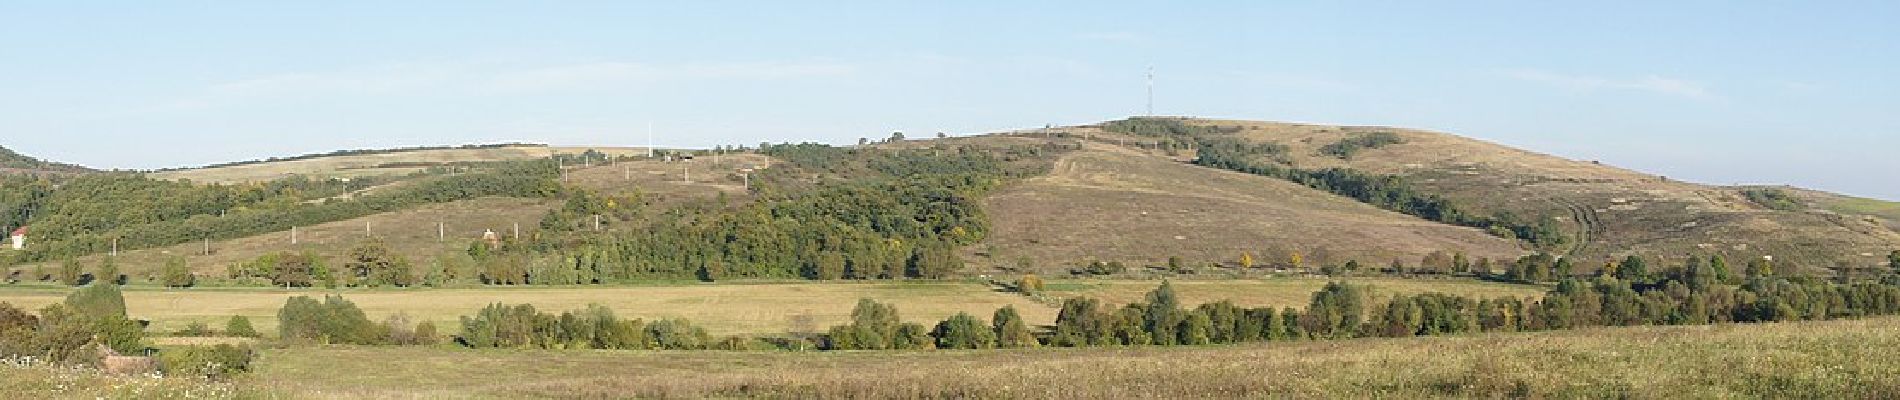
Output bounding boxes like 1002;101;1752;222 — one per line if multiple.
2;1;1895;199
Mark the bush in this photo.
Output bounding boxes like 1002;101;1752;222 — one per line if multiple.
160;256;195;288
175;321;217;337
159;344;254;379
57;258;86;286
64;284;127;318
931;312;995;349
225;316;259;338
277;295;383;345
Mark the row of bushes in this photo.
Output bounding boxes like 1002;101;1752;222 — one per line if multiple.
0;285;254;378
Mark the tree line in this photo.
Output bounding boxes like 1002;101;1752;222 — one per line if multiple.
2;160;561;266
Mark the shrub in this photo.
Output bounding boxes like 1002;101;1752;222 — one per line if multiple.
160;256;195;288
1016;274;1045;294
175;321;217;337
1319;131;1405;159
57;258;85;286
64;284;127;319
225;316;259;338
931;312;996;349
277;295;383;345
159;344;254;379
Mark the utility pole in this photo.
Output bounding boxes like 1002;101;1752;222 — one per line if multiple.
593;215;601;231
291;226;298;245
365;221;372;237
513;222;520;240
110;237;117;257
646;122;655;158
683;165;690;182
203;237;210;256
438;222;445;242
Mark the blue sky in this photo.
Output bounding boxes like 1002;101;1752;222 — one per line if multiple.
2;1;1896;199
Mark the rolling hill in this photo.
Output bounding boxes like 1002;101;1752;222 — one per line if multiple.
150;144;653;184
6;117;1894;280
1067;118;1900;274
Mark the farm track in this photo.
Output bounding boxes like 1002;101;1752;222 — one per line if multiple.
1551;197;1602;257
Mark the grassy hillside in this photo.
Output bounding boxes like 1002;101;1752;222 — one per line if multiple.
150;144;650;184
223;317;1900;398
977;140;1524;272
6;196;555;279
1073;118;1900;275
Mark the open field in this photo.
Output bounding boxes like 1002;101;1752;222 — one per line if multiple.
4;197;555;278
977;141;1525;272
0;278;1543;336
148;145;654;184
220;317;1900;399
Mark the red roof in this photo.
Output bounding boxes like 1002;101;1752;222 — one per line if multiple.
10;227;23;236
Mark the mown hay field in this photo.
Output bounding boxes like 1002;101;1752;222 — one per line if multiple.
236;317;1900;399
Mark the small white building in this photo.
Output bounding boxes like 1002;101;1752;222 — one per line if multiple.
9;227;24;250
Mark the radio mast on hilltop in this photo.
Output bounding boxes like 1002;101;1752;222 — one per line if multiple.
1146;66;1154;116
646;122;655;158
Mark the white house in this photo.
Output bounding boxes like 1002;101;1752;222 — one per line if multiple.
8;226;23;250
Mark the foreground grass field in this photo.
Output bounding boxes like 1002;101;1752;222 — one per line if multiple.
0;278;1543;336
229;317;1900;399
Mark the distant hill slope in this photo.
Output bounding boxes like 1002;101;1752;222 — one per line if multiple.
151;144;652;184
958;136;1525;273
1126;118;1899;273
0;145;91;174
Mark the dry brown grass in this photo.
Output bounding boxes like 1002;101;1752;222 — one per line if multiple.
978;141;1524;272
1118;119;1900;272
243;317;1900;399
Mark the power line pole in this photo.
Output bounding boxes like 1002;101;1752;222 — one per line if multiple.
438;222;445;242
646;122;655;158
291;226;298;245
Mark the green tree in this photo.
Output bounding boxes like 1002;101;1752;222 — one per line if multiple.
931;312;996;349
56;258;84;286
1710;254;1733;284
161;256;196;288
1747;257;1775;278
97;257;122;285
1616;255;1649;283
345;239;413;287
1178;311;1213;345
1888;250;1899;274
63;283;128;319
993;305;1038;348
1302;282;1367;339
